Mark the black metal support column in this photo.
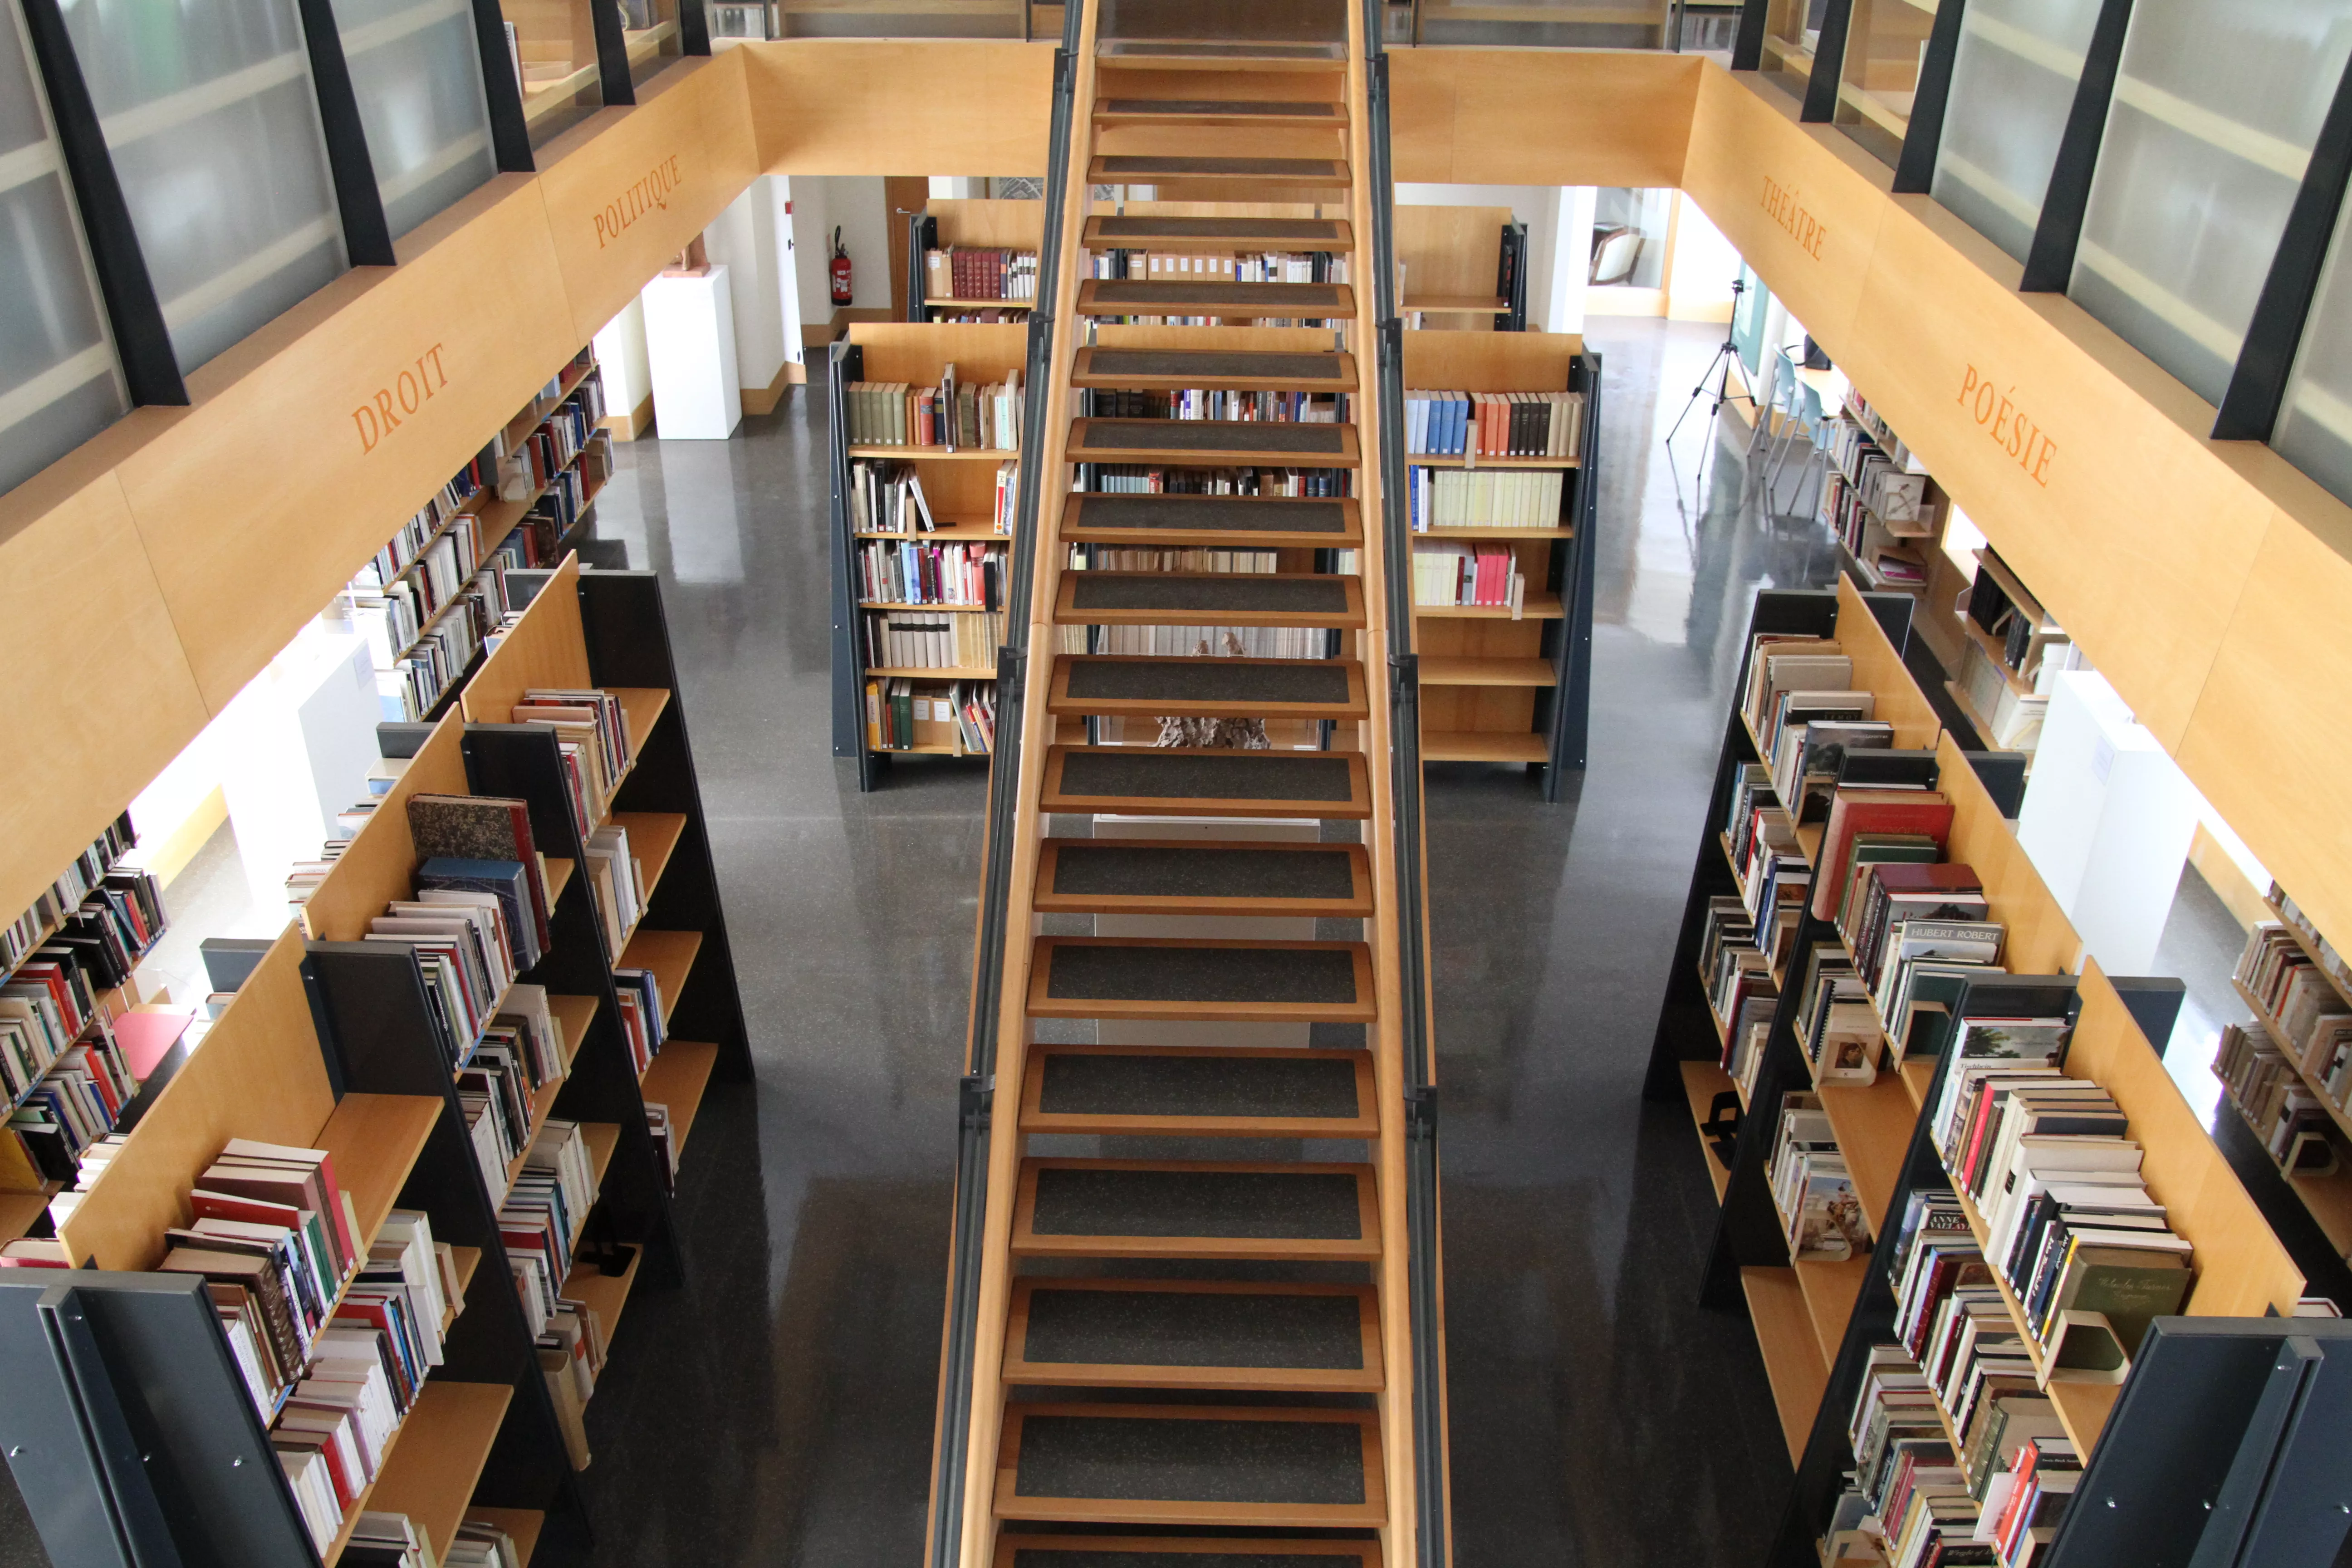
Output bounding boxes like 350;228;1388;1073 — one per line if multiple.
469;0;537;172
294;0;397;266
2020;0;2135;293
1891;0;1966;195
1801;0;1854;123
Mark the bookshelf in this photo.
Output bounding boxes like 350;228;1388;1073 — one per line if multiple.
1816;388;1950;619
1395;204;1525;330
1399;330;1600;792
908;199;1047;322
1642;578;2309;1565
32;923;587;1566
827;323;1031;788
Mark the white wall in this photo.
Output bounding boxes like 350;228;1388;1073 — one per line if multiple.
1549;186;1597;335
592;296;652;417
705;176;789;392
788;175;894;323
1665;191;1742;323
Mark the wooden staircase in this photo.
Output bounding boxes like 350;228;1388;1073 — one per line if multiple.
931;0;1446;1563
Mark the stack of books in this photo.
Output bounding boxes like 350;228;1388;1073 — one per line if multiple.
2235;923;2352;1101
1836;1340;1974;1565
503;1118;593;1334
2212;1021;2339;1173
1983;1436;2082;1567
613;968;666;1073
1771;1092;1864;1259
511;689;636;838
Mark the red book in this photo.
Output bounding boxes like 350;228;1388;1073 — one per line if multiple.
113;1009;194;1081
1811;791;1954;919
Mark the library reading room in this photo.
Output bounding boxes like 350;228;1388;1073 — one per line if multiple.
9;0;2352;1565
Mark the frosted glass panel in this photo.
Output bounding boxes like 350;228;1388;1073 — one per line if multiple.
503;0;605;147
1833;0;1938;163
331;0;497;240
2070;0;2352;404
0;1;127;494
2273;194;2352;506
59;0;348;376
1930;0;2102;264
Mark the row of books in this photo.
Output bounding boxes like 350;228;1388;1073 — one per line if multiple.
352;513;490;662
1410;541;1525;612
347;1509;531;1568
1772;1091;1867;1260
1930;1009;2194;1372
1825;415;1932;523
496;376;606;501
2212;1021;2339;1175
1401;389;1583;458
516;433;610;557
842;370;1023;451
361;865;530;1071
927;306;1030;324
1083;465;1351;498
854;538;1005;608
1087;249;1347;284
2234;923;2352;1096
458;986;571;1200
502;1117;596;1337
613;967;666;1075
506;687;638;842
2270;881;2352;997
1844;391;1919;470
371;561;511;722
923;245;1039;301
1084;388;1350;424
1699;895;1777;1092
1406;466;1565;530
1075;546;1279;575
861;609;1007;671
2;863;166;1103
584;820;648;958
865;677;998;755
357;456;490;594
2;814;141;974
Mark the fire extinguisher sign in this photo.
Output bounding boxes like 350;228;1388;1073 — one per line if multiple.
830;225;853;306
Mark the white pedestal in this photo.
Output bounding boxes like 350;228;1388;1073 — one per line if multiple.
641;267;741;440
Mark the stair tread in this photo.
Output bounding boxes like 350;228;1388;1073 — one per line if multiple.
1014;1159;1379;1256
1041;745;1372;819
1068;416;1360;466
1029;936;1373;1020
1081;280;1355;313
1023;1045;1376;1134
1082;216;1354;255
1096;153;1348;179
1063;494;1362;548
995;1538;1381;1568
1097;98;1345;119
1049;654;1367;720
1072;346;1357;391
1007;1279;1380;1388
997;1402;1385;1523
1035;838;1373;914
1097;41;1350;61
1056;571;1363;627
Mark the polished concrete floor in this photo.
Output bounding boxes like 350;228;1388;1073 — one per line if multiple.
558;319;1844;1567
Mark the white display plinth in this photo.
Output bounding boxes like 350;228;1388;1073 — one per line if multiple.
642;266;742;440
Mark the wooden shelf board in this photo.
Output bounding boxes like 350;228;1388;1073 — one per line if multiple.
1899;1056;1935;1112
542;857;574;906
2234;978;2352;1144
925;297;1034;309
867;666;1000;679
2262;898;2352;1014
846;445;1021;461
609;812;689;903
617;927;702;1016
1419;729;1548;764
462;1509;544;1567
547;994;598;1071
1414;593;1565;619
874;742;967;756
1403;454;1579;470
1815;1072;1919;1240
1740;1265;1829;1465
0;1191;50;1245
640;1040;720;1156
1795;823;1823;867
563;1244;644;1352
1404;294;1506;312
315;1093;442;1248
448;1244;483;1325
1680;1061;1736;1204
2051;1380;2122;1458
1958;617;2040;699
1416;656;1558;687
1792;1256;1871;1367
1410;525;1574;539
583;1121;621;1191
2220;1083;2352;1258
612;686;671;764
352;1381;513;1563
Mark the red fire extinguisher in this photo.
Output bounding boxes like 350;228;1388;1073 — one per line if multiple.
829;226;853;306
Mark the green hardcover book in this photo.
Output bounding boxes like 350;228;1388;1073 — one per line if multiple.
2052;1242;2192;1357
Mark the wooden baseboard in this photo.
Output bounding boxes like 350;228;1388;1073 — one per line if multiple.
740;358;802;416
601;393;656;442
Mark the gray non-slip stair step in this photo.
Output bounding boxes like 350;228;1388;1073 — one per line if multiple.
1004;1279;1382;1390
1011;1159;1379;1260
1081;216;1354;255
1034;838;1373;916
1021;1046;1377;1136
1041;744;1372;819
1099;0;1347;47
1072;345;1357;391
1062;494;1362;549
1094;98;1346;126
1054;571;1364;628
1092;157;1351;190
1049;654;1367;720
1097;41;1349;64
995;1539;1381;1568
995;1403;1385;1525
1078;280;1357;321
1027;936;1375;1022
1069;416;1359;468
